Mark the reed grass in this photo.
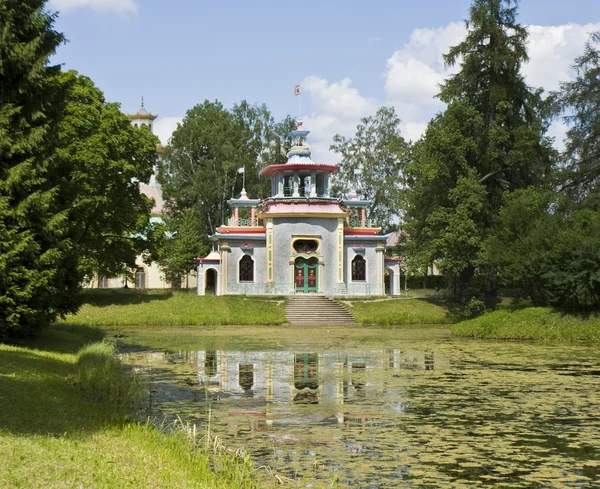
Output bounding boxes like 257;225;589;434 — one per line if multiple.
452;307;600;342
75;341;142;407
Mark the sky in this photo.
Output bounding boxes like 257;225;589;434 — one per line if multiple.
49;0;600;164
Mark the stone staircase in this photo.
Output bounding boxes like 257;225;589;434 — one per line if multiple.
286;295;355;325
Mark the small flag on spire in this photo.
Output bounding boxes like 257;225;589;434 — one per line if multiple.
237;167;245;174
295;85;301;96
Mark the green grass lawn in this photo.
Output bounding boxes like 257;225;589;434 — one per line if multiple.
341;297;455;325
452;307;600;342
0;326;257;489
62;289;286;326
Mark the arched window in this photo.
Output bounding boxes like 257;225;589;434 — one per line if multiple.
135;267;146;289
352;255;366;281
239;255;254;282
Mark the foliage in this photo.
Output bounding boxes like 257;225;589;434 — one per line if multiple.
157;101;293;274
452;306;600;342
405;0;554;302
0;0;72;339
330;106;410;231
56;71;160;280
556;32;600;199
75;341;142;407
156;207;207;284
0;3;159;339
486;188;600;309
62;290;287;326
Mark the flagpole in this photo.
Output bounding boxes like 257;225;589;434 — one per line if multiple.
243;165;245;190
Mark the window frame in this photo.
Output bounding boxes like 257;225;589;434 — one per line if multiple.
239;254;254;283
351;255;366;282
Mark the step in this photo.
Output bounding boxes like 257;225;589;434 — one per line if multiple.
285;296;355;325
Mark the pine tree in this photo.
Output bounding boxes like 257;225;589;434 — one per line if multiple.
0;0;70;338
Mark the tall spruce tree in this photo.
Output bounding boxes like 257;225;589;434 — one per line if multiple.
405;0;554;303
0;0;70;338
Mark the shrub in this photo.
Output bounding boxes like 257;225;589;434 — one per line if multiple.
75;342;142;407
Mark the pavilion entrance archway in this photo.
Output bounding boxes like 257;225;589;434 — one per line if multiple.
294;257;318;294
205;269;217;296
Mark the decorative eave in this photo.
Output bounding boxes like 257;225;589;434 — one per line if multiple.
196;258;221;264
257;199;348;219
215;226;266;234
128;113;158;121
342;199;374;207
344;233;389;242
210;233;267;241
261;163;339;177
227;198;261;207
343;227;382;236
385;258;403;263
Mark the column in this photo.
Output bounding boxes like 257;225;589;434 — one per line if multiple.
310;171;317;197
221;243;230;296
292;173;299;197
376;244;385;296
233;207;239;226
250;207;256;226
266;219;274;283
337;219;344;284
361;208;366;227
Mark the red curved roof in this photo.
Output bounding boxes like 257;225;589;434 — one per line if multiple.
261;163;339;176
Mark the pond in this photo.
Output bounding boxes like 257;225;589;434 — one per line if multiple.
118;326;599;488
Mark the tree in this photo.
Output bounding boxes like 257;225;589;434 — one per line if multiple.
157;100;293;276
486;188;600;310
557;32;600;200
0;0;70;338
156;208;207;287
55;71;159;281
231;102;296;199
330;106;410;231
405;0;555;303
0;1;159;340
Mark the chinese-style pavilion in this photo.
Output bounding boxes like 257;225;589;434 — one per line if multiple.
196;120;402;296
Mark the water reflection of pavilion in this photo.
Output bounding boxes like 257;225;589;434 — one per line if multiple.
190;349;436;426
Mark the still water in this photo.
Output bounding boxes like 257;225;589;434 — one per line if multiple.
120;328;599;488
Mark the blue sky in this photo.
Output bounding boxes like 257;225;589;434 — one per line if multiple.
49;0;600;161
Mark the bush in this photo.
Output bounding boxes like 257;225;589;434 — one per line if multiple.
75;342;142;407
460;297;487;319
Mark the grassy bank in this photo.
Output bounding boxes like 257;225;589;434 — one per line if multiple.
452;307;600;342
342;297;454;325
63;289;286;326
0;327;257;489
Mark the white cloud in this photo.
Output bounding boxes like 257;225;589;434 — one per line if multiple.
49;0;138;14
380;21;598;145
154;117;183;146
524;23;600;92
300;76;378;166
150;23;598;164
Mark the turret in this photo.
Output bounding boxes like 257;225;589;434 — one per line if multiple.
127;97;158;132
261;120;339;198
